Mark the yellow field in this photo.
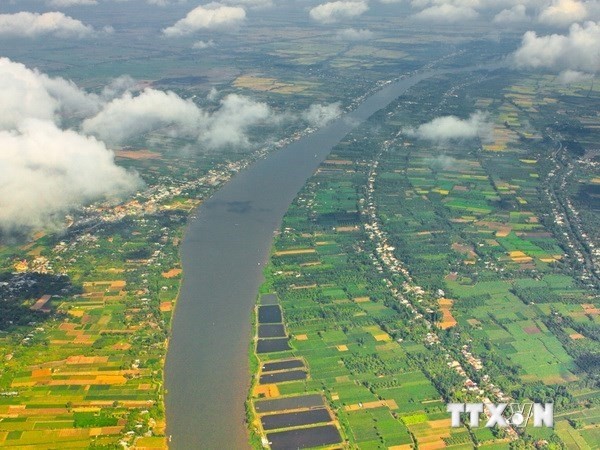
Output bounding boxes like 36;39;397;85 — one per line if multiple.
336;226;360;233
438;298;457;329
274;248;316;256
509;250;533;263
161;268;182;278
233;75;310;94
253;384;279;398
114;149;161;160
483;126;519;152
344;399;399;411
159;301;173;312
406;418;452;449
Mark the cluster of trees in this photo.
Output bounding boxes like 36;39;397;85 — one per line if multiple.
513;383;571;408
512;286;562;304
0;272;79;330
416;350;466;402
343;353;387;375
545;313;600;384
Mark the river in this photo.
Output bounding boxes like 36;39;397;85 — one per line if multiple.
164;64;500;449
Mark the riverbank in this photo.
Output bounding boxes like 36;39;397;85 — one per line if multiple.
164;65;495;448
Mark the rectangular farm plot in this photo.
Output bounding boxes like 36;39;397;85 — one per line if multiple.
378;373;441;411
258;305;283;324
260;369;307;384
262;359;305;372
502;321;578;383
254;394;325;414
274;248;316;256
260;293;279;305
260;408;332;431
555;420;590;450
258;324;286;338
335;381;380;405
407;417;473;449
257;338;290;354
267;424;342;450
346;407;413;447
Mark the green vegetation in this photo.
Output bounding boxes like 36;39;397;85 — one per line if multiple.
0;147;274;447
1;5;599;447
248;69;600;449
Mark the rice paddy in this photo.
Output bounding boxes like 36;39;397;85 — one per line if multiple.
248;70;600;449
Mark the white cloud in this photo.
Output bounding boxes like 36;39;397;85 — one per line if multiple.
162;4;246;36
82;89;274;149
0;56;281;231
0;11;94;38
3;57;273;151
410;0;481;9
412;3;478;22
192;39;216;49
0;61;59;129
201;94;271;148
100;75;139;100
404;111;491;142
82;89;205;144
493;5;530;23
336;27;374;40
0;58;140;232
309;1;369;24
47;0;98;6
513;21;600;74
0;58;137;128
557;69;595;83
406;0;599;25
538;0;588;26
0;57;100;130
302;103;342;127
41;76;102;119
207;87;219;101
0;119;140;232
